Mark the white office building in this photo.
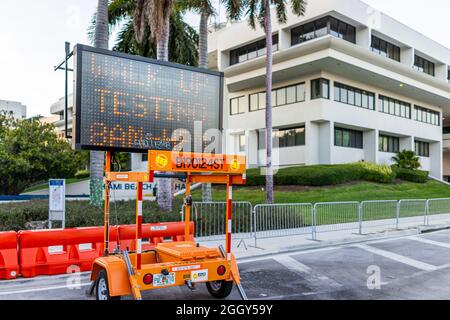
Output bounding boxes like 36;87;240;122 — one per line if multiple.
0;99;27;119
201;0;450;180
49;95;73;140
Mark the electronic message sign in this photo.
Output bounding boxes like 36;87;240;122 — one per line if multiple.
72;44;223;153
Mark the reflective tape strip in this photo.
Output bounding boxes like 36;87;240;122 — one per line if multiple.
137;201;142;216
228;186;233;200
228;219;232;233
137;239;142;254
227;253;231;260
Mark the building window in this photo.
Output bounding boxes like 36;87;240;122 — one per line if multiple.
291;16;356;46
413;55;435;76
444;126;450;134
448;69;450;84
311;78;329;100
334;127;363;149
258;126;306;149
238;134;246;152
334;82;375;110
230;35;279;66
230;96;246;115
379;95;411;119
414;106;440;126
249;83;305;111
371;36;400;62
415;140;430;157
379;135;400;153
142;153;148;162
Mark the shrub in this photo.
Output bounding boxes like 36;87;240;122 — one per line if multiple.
246;162;395;187
359;162;396;184
392;150;421;170
0;199;183;231
74;170;90;179
393;167;428;183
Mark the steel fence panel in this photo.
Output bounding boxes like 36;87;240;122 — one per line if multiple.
182;202;253;241
314;202;360;233
427;198;450;225
398;199;427;226
253;204;313;239
361;200;398;231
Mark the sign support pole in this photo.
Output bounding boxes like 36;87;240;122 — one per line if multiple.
103;152;111;256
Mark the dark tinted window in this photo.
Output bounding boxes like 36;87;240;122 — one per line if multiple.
291;16;356;46
230;35;279;65
414;106;440;126
413;55;435;76
334;127;363;149
371;36;400;62
311;78;329;100
415;140;430;157
379;135;400;153
334;82;375;110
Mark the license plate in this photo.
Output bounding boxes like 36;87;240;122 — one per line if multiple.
152;273;176;287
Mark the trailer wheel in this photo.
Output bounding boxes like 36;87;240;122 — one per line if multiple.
206;280;233;299
95;270;121;301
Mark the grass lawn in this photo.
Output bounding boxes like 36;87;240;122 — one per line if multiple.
23;178;89;193
190;180;450;205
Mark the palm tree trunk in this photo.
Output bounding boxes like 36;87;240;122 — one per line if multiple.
90;0;109;207
199;11;212;202
156;11;173;212
264;1;274;204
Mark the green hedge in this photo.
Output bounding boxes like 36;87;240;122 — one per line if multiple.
0;199;183;232
393;167;429;183
74;170;90;179
246;162;396;186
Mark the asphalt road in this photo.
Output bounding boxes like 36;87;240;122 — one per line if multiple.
3;229;450;300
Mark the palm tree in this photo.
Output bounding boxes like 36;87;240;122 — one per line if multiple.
222;0;306;204
177;0;215;202
91;0;199;65
90;0;109;207
134;0;176;212
392;150;421;170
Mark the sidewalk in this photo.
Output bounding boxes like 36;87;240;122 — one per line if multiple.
199;213;450;261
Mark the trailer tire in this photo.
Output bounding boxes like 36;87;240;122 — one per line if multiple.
95;270;121;301
206;280;233;299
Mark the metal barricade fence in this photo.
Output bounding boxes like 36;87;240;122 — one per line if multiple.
313;202;360;237
398;199;427;226
427;198;450;225
360;200;399;232
253;204;313;241
180;198;450;244
181;202;253;241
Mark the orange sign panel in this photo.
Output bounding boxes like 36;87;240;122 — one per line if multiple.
148;151;246;174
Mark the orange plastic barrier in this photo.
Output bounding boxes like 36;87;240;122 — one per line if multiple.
0;231;19;280
118;222;194;252
18;227;118;278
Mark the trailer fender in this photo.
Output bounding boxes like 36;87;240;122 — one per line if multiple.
91;256;131;297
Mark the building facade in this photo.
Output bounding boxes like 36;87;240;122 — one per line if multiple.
205;0;450;179
49;95;73;140
0;99;27;119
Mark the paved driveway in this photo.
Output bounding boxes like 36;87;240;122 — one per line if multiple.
3;229;450;300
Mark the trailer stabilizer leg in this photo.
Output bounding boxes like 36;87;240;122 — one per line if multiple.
236;282;248;301
123;250;142;300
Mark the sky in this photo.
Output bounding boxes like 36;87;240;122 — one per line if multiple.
0;0;449;118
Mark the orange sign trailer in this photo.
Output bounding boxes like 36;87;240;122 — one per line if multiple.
90;150;248;300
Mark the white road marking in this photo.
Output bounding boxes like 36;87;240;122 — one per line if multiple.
0;283;91;296
274;255;311;274
406;236;450;249
354;244;438;272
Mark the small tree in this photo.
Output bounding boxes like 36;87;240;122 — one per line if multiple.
392;150;421;170
0;115;83;195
